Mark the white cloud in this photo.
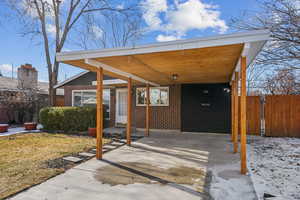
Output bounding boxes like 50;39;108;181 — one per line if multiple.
166;0;227;35
91;25;103;39
0;64;17;77
46;24;57;36
156;34;179;42
142;0;228;41
0;64;16;73
142;0;168;30
116;4;124;10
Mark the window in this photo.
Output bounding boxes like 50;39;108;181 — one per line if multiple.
72;89;110;119
136;87;169;106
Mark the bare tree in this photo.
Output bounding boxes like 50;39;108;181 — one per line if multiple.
73;7;144;49
231;0;300;70
4;0;138;105
263;68;300;94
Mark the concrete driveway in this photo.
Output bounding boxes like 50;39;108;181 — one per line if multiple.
9;132;256;200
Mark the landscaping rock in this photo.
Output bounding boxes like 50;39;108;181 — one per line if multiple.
263;193;276;199
63;156;83;163
104;144;117;149
78;152;95;157
111;141;124;146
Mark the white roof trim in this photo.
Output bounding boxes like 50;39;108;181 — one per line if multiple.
230;39;267;82
56;29;270;62
92;79;127;85
85;59;160;86
54;71;89;89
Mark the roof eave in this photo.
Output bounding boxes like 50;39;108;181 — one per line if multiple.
56;29;270;62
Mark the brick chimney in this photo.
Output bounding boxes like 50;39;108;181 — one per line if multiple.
17;64;38;89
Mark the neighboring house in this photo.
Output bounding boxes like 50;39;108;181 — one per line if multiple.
0;64;64;123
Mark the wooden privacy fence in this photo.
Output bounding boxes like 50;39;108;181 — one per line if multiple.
242;95;300;137
265;95;300;137
238;96;261;136
246;96;261;135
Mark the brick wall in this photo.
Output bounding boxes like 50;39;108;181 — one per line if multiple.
63;84;181;130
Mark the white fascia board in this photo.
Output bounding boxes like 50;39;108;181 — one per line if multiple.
92;79;127;85
230;40;267;82
85;59;160;86
56;29;270;62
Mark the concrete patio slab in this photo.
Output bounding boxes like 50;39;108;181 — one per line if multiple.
9;132;257;200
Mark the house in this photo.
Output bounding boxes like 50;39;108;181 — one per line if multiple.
56;30;270;174
0;64;64;123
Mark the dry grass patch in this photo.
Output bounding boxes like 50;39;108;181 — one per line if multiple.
0;132;109;199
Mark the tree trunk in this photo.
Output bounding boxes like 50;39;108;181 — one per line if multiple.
49;83;57;106
49;61;60;106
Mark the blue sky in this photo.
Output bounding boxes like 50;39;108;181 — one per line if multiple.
0;0;259;83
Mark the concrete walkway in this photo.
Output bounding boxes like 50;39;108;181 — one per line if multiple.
9;132;257;200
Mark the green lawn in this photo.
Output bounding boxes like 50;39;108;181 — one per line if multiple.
0;133;109;199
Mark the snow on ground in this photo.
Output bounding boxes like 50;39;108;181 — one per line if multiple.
248;137;300;200
210;163;257;200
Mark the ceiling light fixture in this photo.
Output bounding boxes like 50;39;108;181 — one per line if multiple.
172;74;178;80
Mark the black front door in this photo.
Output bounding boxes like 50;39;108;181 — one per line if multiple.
181;84;231;133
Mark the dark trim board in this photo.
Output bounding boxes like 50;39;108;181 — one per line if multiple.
181;83;231;133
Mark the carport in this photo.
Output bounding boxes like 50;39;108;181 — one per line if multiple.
56;29;269;174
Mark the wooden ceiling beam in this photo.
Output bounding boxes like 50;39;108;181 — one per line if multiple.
84;58;160;86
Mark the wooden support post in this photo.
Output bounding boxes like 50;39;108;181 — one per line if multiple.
126;77;132;145
240;56;247;174
233;71;239;153
146;84;150;136
96;67;103;160
231;82;235;142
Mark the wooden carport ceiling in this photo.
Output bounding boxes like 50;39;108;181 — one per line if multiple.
92;44;243;85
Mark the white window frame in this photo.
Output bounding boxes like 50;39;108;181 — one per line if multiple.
71;89;111;119
136;87;169;107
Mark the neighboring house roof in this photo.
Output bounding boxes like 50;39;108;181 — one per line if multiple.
54;71;89;89
54;71;127;89
0;76;64;95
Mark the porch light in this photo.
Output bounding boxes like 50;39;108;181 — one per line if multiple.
171;74;178;80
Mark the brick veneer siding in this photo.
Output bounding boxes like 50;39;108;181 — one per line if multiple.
133;84;181;130
63;84;181;130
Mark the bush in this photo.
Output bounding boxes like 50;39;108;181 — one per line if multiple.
39;106;98;133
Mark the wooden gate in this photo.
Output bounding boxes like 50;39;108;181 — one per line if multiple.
265;95;300;137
